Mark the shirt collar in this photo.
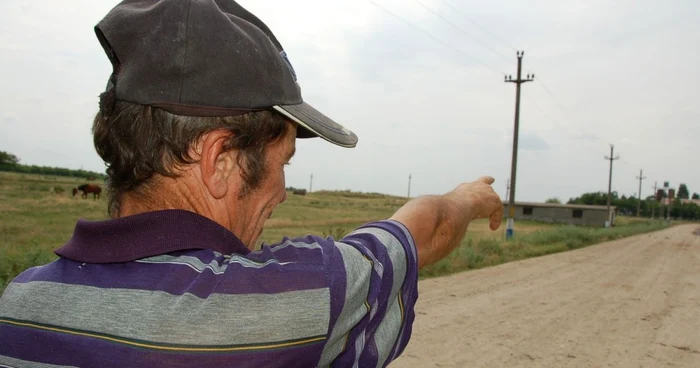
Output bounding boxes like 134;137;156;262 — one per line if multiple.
55;209;250;263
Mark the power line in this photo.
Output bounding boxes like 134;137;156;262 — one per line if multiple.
370;0;612;166
366;0;504;75
523;95;579;140
534;77;601;143
523;95;556;122
522;94;603;152
530;75;605;144
536;77;570;114
438;0;517;51
412;0;513;65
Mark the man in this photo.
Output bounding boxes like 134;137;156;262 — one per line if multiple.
0;1;503;367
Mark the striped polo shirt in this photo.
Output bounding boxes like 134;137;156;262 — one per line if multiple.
0;209;418;367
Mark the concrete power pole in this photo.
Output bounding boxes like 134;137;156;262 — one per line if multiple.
407;174;412;198
662;181;671;221
604;144;620;227
505;177;510;202
504;51;534;239
309;174;313;193
651;181;658;218
636;169;646;217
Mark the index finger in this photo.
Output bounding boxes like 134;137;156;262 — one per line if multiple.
476;176;495;185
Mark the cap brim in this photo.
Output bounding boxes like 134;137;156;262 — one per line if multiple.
273;102;358;148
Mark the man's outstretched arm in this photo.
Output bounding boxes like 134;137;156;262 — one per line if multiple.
390;176;504;269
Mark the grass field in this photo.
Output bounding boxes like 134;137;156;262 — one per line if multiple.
0;171;669;293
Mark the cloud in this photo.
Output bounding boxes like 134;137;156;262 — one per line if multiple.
519;133;550;151
573;133;600;142
2;115;17;126
1;0;699;203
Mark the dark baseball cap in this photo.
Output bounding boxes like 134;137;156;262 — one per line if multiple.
95;0;358;148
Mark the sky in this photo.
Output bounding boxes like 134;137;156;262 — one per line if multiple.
1;0;698;202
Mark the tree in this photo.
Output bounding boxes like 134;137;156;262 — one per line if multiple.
545;197;561;204
678;184;690;199
0;151;20;165
568;191;613;206
569;191;655;217
693;193;700;200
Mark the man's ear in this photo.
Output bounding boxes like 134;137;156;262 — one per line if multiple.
199;130;237;199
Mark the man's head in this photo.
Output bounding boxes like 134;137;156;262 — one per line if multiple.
92;102;291;215
92;0;357;246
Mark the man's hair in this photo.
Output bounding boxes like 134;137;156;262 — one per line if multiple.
93;101;289;216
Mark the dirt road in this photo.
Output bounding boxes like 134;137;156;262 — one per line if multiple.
392;225;700;367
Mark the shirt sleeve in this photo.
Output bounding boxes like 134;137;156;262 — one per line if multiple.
317;220;419;368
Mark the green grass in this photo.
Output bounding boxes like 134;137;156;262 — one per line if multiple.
0;172;107;292
0;171;673;293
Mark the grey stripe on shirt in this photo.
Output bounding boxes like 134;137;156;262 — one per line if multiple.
0;355;79;368
0;281;329;346
317;242;373;367
349;227;408;368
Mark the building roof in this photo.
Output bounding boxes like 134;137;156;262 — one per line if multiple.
502;201;616;211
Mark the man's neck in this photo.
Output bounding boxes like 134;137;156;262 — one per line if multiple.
116;173;256;250
118;175;205;218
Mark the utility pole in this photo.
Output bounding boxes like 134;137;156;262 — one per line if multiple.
604;144;620;227
651;181;657;218
662;181;671;221
504;51;534;239
309;174;313;193
407;174;412;198
636;169;646;217
505;177;510;202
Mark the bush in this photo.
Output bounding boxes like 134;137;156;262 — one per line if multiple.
420;220;670;279
0;163;105;180
1;248;56;291
477;238;503;256
323;227;348;240
565;238;583;249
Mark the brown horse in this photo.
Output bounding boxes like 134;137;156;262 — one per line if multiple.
73;184;102;200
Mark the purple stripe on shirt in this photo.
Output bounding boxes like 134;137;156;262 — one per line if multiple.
316;235;349;365
250;236;326;264
55;210;251;264
0;323;324;368
11;256;328;297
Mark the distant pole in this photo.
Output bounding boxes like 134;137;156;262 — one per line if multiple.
504;51;534;239
309;173;313;193
505;177;510;202
604;144;620;227
636;169;646;217
651;181;657;218
662;181;670;221
407;174;412;198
